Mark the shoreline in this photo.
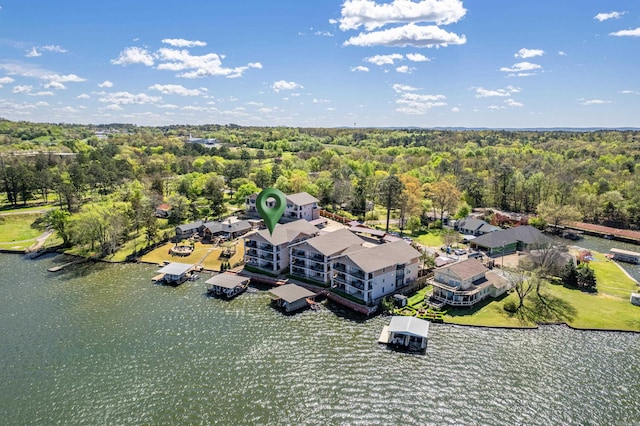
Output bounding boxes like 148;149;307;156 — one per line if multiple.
3;248;639;334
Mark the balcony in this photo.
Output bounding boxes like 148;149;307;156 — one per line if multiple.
334;263;346;273
246;249;258;257
348;269;365;280
309;253;324;262
245;241;257;248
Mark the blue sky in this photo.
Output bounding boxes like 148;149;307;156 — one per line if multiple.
0;0;639;128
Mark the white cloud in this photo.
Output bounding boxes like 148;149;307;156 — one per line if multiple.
35;101;49;107
594;11;627;22
272;80;303;92
13;85;32;94
98;91;162;105
106;104;124;111
558;51;567;56
396;92;446;114
500;61;542;73
475;85;520;98
620;90;640;95
329;18;338;25
98;80;113;88
344;23;466;48
451;107;460;112
46;73;85;83
30;91;54;96
351;65;369;72
155;48;262;78
488;105;505;110
148;83;206;96
0;76;14;88
59;106;79;113
406;53;430;62
44;81;66;90
338;0;466;31
161;38;207;48
315;31;334;37
41;45;67;53
312;98;331;103
581;99;612;105
514;48;544;59
505;98;523;107
25;47;41;57
77;93;90;99
365;53;403;65
610;28;640;37
396;65;414;73
111;47;155;66
392;83;419;92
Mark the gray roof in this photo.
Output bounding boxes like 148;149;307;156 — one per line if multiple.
388;316;430;338
157;262;194;276
458;217;487;231
294;229;365;256
436;258;488;281
204;218;252;234
245;220;318;246
269;284;316;303
176;220;203;232
479;223;500;233
339;240;421;273
472;226;547;249
204;273;250;289
286;192;319;206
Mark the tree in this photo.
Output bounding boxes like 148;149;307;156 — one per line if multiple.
509;270;537;310
203;176;226;218
376;175;404;233
576;264;597;291
235;182;259;204
536;200;581;229
43;209;71;247
441;228;459;248
560;260;578;288
425;181;461;223
407;216;422;235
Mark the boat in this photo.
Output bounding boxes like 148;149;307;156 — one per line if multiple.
604;234;614;240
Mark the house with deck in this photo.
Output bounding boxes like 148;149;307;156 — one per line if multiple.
202;217;253;241
246;191;320;222
330;240;421;306
243;220;319;275
470;225;548;256
430;258;509;307
175;220;204;240
289;229;366;284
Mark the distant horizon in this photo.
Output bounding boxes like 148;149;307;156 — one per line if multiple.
1;1;639;128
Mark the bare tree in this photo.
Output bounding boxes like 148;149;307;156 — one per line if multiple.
508;270;538;310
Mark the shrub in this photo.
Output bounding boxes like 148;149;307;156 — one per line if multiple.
504;300;518;313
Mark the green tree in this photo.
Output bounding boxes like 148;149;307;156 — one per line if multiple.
376;175;404;233
43;209;72;247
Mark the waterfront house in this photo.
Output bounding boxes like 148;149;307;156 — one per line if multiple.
289;229;366;284
205;273;250;299
202;217;252;241
456;217;500;236
175;220;203;240
470;225;548;256
378;316;429;352
330;240;421;306
155;262;194;286
430;258;509;307
246;191;320;222
269;284;317;312
243;220;319;275
609;248;640;264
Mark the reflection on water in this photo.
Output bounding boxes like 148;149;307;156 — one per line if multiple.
0;253;638;425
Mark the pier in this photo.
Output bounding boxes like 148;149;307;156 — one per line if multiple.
47;258;89;272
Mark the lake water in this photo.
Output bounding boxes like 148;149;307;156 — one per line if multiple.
1;253;639;425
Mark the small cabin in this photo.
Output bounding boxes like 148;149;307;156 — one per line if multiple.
378;316;429;353
610;248;640;264
269;284;316;312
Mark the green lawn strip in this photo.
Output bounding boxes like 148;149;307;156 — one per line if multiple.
140;241;244;272
588;252;639;298
414;231;444;248
444;292;536;328
0;213;44;242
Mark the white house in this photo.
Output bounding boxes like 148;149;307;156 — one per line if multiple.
243;220;319;275
430;258;509;307
246;191;320;222
330;240;421;305
289;229;366;284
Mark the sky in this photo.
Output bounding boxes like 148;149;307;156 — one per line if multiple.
0;0;639;128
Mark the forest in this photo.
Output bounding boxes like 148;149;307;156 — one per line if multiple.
2;118;640;257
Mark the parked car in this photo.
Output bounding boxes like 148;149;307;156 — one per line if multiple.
454;248;467;255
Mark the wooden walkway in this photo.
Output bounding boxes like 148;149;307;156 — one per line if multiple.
565;222;640;244
48;258;89;272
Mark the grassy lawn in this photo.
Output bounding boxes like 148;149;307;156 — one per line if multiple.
140;240;245;272
0;213;44;243
413;230;445;248
444;292;537;328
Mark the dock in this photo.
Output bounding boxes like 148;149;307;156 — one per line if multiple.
47;258;89;272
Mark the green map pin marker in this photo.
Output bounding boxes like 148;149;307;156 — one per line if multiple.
256;188;286;236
